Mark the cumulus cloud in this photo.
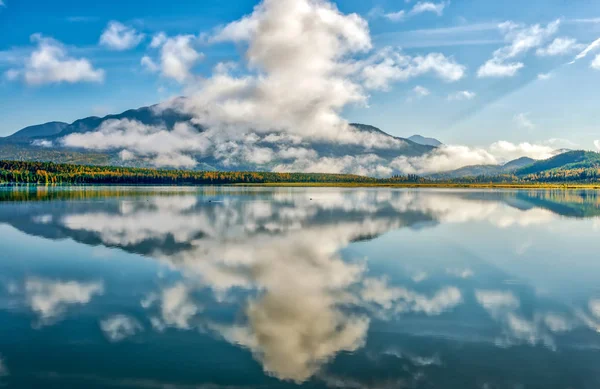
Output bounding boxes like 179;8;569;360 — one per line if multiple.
6;34;104;85
144;34;203;82
361;49;465;90
478;20;560;78
25;278;104;324
100;315;143;342
536;37;583;56
447;90;475;101
167;0;464;139
144;283;201;331
63;0;468;171
99;21;144;50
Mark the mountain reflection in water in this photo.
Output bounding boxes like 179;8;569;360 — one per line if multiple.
0;187;599;389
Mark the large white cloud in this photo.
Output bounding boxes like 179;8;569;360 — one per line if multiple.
99;21;144;51
6;34;104;85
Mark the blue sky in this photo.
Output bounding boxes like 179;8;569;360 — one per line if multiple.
1;0;600;149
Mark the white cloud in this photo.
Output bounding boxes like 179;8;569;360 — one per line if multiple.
150;32;167;48
594;140;600;151
383;10;406;22
99;21;144;51
390;144;497;175
592;54;600;70
478;20;560;78
570;37;600;63
361;278;463;315
412;85;430;97
477;59;523;78
6;34;104;85
145;34;203;83
61;119;208;168
447;90;475;101
537;72;552;80
25;278;104;324
410;1;447;16
490;140;555;161
513;112;535;129
140;55;159;72
374;1;447;22
361;49;465;90
536;37;583;56
100;315;143;342
475;290;520;316
145;283;200;331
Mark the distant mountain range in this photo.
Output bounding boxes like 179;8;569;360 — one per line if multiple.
1;104;598;181
0;104;435;171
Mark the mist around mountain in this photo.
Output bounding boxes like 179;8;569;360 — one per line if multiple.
428;156;536;179
0;104;435;173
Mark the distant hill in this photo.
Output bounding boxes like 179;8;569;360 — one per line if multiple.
7;122;68;140
516;150;600;176
408;135;443;147
429;156;535;179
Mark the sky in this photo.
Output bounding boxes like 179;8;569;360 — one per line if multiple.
1;0;600;151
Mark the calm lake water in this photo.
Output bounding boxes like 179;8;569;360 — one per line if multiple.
1;187;600;389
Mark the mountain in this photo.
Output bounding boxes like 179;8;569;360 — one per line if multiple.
0;104;436;171
429;156;535;179
516;150;600;176
6;122;68;140
408;135;443;147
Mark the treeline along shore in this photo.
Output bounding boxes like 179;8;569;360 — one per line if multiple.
1;160;600;188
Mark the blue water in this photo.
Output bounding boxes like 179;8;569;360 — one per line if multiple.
0;187;599;388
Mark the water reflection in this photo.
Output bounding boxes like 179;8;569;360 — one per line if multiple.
0;187;600;388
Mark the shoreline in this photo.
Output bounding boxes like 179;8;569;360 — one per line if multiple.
2;182;600;189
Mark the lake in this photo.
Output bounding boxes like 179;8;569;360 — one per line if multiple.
0;186;599;389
